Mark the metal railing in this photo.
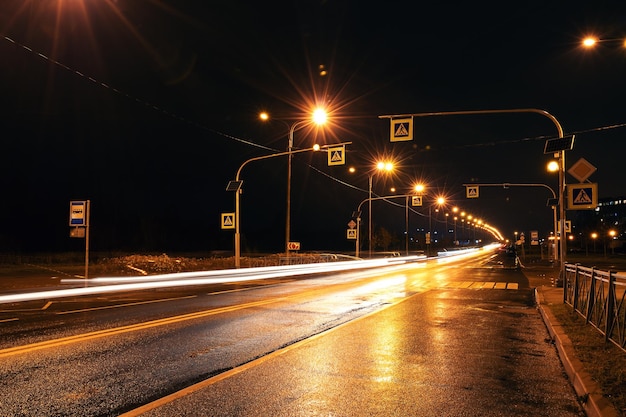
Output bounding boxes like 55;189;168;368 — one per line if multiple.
564;263;626;352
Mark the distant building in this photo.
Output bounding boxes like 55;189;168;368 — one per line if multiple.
568;197;625;253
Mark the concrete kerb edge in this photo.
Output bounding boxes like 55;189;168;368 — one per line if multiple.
534;287;619;417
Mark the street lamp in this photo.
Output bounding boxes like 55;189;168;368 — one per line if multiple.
591;232;598;253
260;109;327;255
582;36;626;49
451;206;459;244
369;161;394;257
230;144;321;268
609;229;617;255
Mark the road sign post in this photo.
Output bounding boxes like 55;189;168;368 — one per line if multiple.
69;200;90;279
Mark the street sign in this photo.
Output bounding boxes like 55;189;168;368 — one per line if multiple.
287;242;301;251
411;195;423;206
466;185;479;198
70;227;85;238
347;229;357;240
567;183;598;210
557;220;572;234
221;212;235;229
347;220;357;229
69;201;87;226
568;158;596;183
390;117;413;142
327;145;345;166
530;230;539;246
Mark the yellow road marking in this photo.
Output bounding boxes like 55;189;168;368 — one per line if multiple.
55;295;197;315
0;317;19;323
0;297;283;358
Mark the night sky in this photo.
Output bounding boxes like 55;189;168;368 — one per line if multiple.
1;1;625;254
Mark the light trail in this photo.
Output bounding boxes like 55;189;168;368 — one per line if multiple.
0;248;498;306
0;256;423;305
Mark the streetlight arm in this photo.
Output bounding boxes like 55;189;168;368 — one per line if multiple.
378;108;564;137
462;182;556;199
236;146;317;181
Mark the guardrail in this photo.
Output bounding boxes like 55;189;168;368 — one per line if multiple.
564;263;626;352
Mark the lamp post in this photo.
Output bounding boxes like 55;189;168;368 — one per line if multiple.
452;206;459;245
260;110;327;255
230;145;321;268
368;161;394;257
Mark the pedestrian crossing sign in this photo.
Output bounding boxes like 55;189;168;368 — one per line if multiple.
221;212;235;229
390;117;413;142
466;185;479;198
327;145;345;166
567;183;597;210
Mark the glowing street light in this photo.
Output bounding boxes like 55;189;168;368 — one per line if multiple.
609;229;617;255
582;36;626;49
591;232;598;253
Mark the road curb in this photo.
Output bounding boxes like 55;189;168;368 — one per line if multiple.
535;287;619;417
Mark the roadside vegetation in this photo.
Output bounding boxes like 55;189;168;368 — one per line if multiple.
550;302;626;415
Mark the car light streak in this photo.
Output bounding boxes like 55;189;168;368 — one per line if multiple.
0;249;498;306
0;257;422;305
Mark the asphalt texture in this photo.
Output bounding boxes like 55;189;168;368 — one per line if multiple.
2;260;620;416
122;262;618;417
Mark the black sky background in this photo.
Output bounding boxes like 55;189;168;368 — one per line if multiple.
1;1;625;254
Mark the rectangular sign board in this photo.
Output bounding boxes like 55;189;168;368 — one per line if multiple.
69;201;87;226
567;183;598;210
390;118;413;142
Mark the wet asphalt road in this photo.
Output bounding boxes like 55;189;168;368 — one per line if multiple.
0;251;586;416
133;287;585;416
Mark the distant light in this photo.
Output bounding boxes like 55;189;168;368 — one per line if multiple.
414;184;425;193
582;37;597;48
259;112;269;121
312;144;320;151
547;160;559;172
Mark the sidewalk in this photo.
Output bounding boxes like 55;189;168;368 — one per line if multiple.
525;262;620;417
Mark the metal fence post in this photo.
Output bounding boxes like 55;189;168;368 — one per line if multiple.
573;264;580;310
605;270;616;343
586;267;596;324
